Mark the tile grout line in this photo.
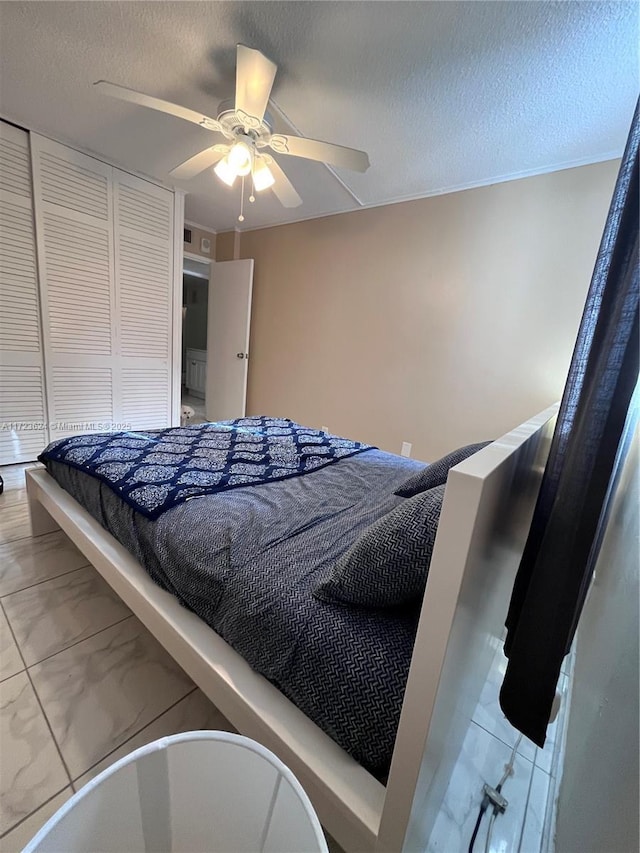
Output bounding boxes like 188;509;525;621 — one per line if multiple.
515;751;537;853
0;597;75;789
540;672;574;853
0;785;70;842
0;534;35;548
0;600;76;844
0;496;29;509
0;561;93;600
24;665;78;791
2;466;216;837
69;686;199;790
25;613;196;793
468;721;537;853
1;558;197;839
25;613;134;669
0;494;35;547
0;529;56;548
0;598;28;682
472;718;539;768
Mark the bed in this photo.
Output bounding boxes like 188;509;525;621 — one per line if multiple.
26;405;557;852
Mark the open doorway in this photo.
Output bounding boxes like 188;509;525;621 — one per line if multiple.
181;256;210;424
179;256;254;425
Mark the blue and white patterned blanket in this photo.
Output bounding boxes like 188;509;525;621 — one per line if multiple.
39;417;374;519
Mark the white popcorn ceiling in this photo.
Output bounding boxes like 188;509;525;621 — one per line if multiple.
0;1;636;232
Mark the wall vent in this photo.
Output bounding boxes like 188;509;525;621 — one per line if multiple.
184;227;192;244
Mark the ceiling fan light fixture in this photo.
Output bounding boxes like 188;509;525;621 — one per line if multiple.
214;156;237;187
253;158;275;192
227;140;252;177
97;45;370;215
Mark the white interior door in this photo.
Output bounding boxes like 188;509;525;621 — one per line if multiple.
205;259;254;421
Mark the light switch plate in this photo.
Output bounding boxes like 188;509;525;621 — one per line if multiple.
401;441;412;457
321;425;329;433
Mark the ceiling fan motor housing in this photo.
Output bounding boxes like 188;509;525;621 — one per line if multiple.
216;99;274;148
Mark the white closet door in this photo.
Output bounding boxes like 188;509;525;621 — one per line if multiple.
114;169;173;431
0;122;48;463
31;135;117;442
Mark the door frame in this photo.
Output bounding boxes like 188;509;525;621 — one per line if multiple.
183;251;213;270
175;248;215;422
171;193;185;426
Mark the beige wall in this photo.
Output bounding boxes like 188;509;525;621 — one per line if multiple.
239;161;618;460
184;223;215;260
216;230;239;261
555;427;639;853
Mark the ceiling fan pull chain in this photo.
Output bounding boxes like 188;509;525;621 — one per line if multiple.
249;169;256;204
238;175;245;222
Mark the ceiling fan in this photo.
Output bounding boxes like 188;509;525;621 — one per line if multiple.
95;44;370;219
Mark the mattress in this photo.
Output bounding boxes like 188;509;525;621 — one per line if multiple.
44;447;424;776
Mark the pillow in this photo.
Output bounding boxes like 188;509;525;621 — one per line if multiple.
313;484;446;609
394;440;492;498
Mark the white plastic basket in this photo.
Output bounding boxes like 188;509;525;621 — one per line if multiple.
24;731;329;853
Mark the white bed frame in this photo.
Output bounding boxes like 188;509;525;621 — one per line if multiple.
26;404;557;852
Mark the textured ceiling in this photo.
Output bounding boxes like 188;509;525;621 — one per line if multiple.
0;1;637;232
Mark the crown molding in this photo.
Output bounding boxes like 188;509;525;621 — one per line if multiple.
184;219;217;235
237;151;622;234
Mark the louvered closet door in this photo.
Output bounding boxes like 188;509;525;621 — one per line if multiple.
0;122;48;463
114;169;173;431
31;135;117;442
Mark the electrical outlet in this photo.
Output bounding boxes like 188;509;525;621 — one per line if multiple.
321;425;329;433
401;441;412;457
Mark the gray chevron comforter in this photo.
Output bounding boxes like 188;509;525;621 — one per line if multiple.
44;447;425;777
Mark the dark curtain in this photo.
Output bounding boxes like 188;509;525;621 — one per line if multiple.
500;101;640;747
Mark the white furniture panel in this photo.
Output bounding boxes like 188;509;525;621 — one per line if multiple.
0;121;48;463
38;147;110;221
50;366;114;426
0;197;41;352
41;211;113;356
121;366;170;431
115;169;173;429
0;127;31;197
118;180;171;239
118;237;171;359
30;137;176;441
32;134;117;442
0;364;47;463
25;406;557;853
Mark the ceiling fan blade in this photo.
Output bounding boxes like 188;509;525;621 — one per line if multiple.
235;44;277;126
169;146;228;180
267;157;302;208
269;134;370;173
94;81;224;132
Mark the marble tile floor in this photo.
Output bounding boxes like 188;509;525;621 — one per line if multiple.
427;640;572;853
0;463;234;852
0;461;568;852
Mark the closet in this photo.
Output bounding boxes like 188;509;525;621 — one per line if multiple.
0;122;181;464
0;123;48;463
